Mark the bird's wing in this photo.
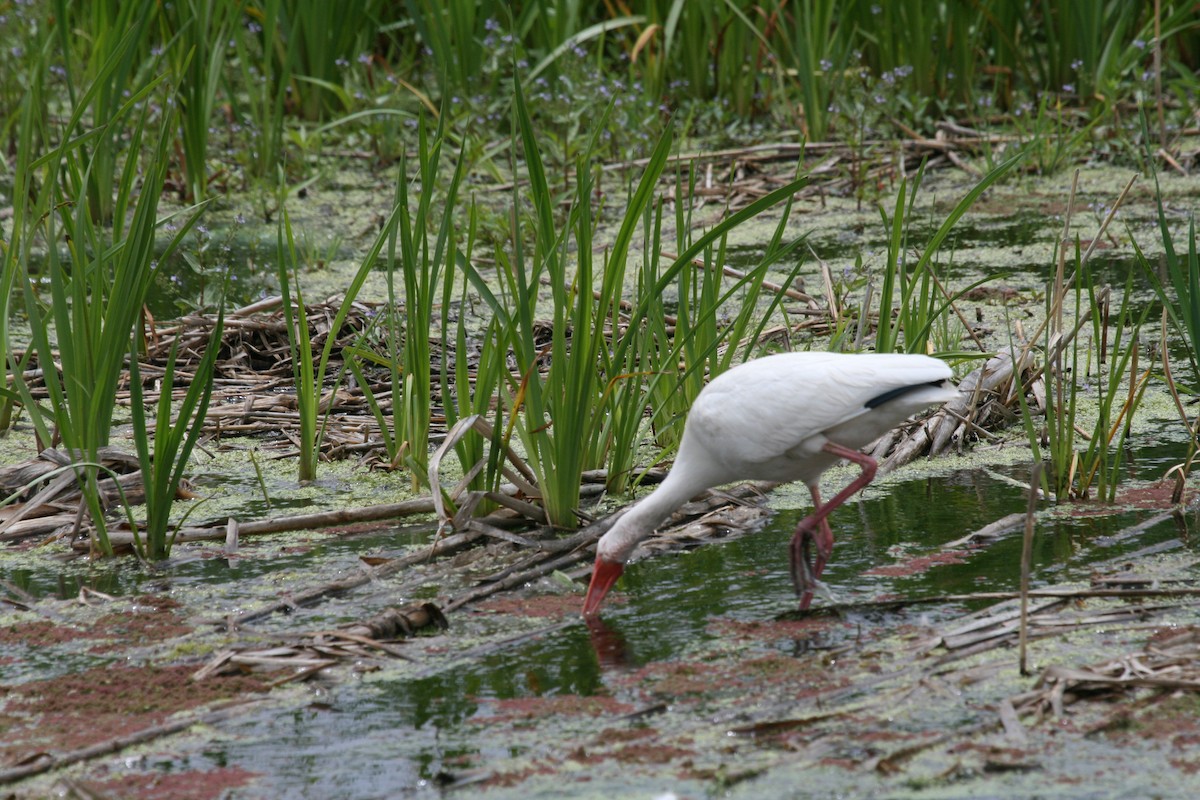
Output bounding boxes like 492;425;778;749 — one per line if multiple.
684;353;951;465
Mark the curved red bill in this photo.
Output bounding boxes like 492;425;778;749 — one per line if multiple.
581;556;625;616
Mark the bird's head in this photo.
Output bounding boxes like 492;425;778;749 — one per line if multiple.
582;507;652;616
582;555;624;616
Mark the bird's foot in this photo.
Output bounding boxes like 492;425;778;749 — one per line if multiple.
797;577;844;612
788;516;834;601
789;521;821;600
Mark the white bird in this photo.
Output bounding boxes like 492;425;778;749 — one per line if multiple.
582;351;957;616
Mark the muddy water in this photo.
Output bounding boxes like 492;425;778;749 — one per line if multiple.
71;453;1188;798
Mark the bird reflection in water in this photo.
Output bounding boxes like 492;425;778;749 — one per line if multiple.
583;614;633;669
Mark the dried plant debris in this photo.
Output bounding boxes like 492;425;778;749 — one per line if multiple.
193;602;448;685
1011;626;1200;723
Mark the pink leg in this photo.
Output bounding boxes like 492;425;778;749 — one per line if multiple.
789;441;878;609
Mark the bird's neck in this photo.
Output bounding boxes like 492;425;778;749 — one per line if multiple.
605;468;708;561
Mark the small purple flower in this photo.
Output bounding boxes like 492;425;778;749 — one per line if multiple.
1062;83;1074;93
357;52;371;65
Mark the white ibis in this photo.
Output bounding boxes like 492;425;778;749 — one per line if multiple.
582;351;957;616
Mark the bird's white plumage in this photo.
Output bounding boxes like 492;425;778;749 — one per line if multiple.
593;351;956;566
679;352;952;485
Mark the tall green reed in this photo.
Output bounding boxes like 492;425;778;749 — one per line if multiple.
162;0;233;201
1074;269;1152;502
406;0;485;97
356;113;468;487
285;0;385;119
393;116;465;486
459;78;811;526
232;0;290;181
460;81;621;527
54;0;160;225
274;210;318;481
275;178;406;482
13;76;205;553
874;154;1022;354
846;0;988;110
1027;254;1150;503
773;0;849;141
128;309;225;560
1030;1;1139;99
1138;151;1200;390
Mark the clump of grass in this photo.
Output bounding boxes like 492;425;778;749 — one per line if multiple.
275;180;405;482
128;309;226;560
388;115;466;486
773;0;850;141
162;0;233;201
1008;96;1099;175
460;78;810;526
54;0;162;225
1030;257;1151;503
1014;169;1145;502
348;112;468;488
1138;155;1200;391
873;154;1022;354
231;0;290;182
12;55;204;553
1074;270;1153;502
461;80;629;527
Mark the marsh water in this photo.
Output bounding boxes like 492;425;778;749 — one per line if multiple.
6;440;1199;797
4;164;1200;797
